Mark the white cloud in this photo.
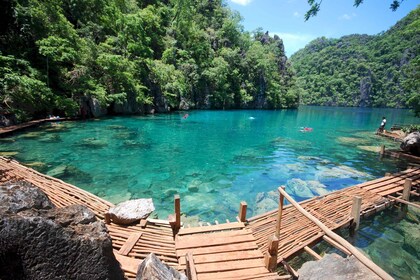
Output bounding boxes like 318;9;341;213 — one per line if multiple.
293;12;300;17
272;33;316;56
339;13;357;20
230;0;253;6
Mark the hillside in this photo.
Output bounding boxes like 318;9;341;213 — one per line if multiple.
290;7;419;114
0;0;299;123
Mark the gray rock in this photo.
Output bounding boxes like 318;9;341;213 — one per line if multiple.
298;253;381;280
400;132;420;156
0;181;54;213
286;178;314;198
136;253;187;280
109;198;155;225
0;181;124;280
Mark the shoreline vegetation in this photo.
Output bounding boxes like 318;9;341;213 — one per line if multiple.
1;2;419;125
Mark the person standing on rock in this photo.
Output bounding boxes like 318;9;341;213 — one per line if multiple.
378;116;386;133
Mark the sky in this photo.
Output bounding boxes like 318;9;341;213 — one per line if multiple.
227;0;419;56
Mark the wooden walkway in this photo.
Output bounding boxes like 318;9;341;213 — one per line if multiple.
0;117;70;136
1;156;418;279
175;223;282;280
246;167;419;262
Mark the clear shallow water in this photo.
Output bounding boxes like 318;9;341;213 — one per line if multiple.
342;207;420;279
0;106;417;222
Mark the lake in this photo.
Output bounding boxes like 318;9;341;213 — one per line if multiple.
0;106;417;223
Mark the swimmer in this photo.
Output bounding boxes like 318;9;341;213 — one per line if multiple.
182;113;189;119
300;127;313;132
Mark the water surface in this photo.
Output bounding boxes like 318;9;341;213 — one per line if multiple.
0;106;416;222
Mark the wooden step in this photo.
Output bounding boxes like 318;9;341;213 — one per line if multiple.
177;222;245;235
176;234;255;249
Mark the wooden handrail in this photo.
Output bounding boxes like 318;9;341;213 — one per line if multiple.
277;186;393;280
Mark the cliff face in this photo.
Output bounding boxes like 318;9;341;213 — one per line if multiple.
290;7;419;109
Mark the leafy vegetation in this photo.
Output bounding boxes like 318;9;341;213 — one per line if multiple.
291;7;419;115
305;0;406;21
0;0;299;122
401;124;420;134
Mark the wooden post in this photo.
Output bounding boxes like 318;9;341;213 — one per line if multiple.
402;178;412;201
264;234;279;272
380;145;385;155
238;201;247;222
186;252;198;280
104;213;111;224
275;186;285;238
169;195;181;235
174;194;181;232
350;196;362;233
402;178;412;212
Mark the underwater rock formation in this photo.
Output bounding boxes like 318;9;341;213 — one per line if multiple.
0;181;124;280
298;253;381;280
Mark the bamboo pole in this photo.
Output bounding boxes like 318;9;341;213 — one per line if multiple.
278;187;393;280
304;246;322;260
275;186;285;238
387;196;420;210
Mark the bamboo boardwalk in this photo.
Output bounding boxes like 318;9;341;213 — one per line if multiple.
246;167;420;262
0;117;70;136
1;156;418;279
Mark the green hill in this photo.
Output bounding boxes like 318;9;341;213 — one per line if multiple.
290;7;419;114
0;0;299;123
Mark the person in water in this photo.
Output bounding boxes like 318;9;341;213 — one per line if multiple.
378;116;386;133
300;127;313;132
182;113;189;119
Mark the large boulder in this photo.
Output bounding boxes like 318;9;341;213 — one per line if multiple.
298;253;381;280
109;198;155;225
136;253;187;280
400;132;420;156
0;181;124;280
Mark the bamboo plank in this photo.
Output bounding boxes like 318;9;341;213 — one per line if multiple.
195;258;265;273
178;250;262;266
198;267;270;280
177;222;245;235
176;241;259;257
114;251;141;274
176;234;255;249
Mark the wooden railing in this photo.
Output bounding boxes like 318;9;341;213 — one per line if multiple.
269;186;394;280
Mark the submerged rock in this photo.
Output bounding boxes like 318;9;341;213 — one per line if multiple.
136;253;187;280
298;253;381;280
254;191;278;215
286;178;314;198
109;198;155;225
0;180;124;280
77;137;108;149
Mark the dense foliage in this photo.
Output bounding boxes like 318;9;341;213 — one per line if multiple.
291;7;420;116
0;0;299;121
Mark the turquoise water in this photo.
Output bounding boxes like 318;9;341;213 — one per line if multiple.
0;106;417;222
341;207;420;279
